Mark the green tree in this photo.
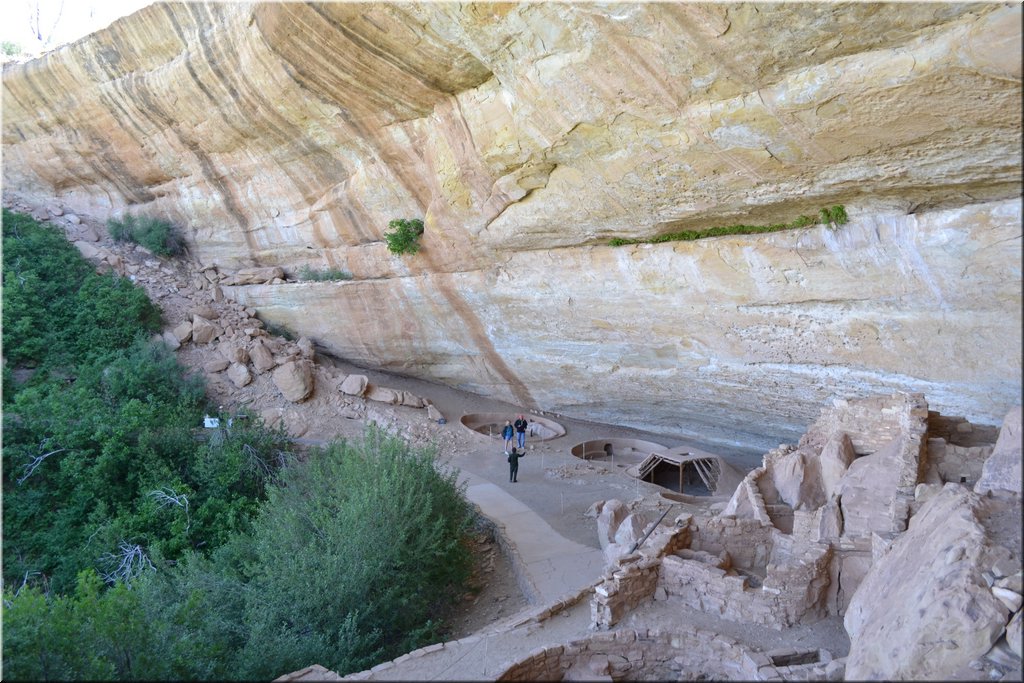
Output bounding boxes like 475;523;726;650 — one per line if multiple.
233;426;474;678
383;218;424;255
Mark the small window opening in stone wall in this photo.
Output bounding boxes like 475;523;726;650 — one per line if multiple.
770;651;820;667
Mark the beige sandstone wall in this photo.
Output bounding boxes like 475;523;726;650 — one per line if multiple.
2;2;1021;450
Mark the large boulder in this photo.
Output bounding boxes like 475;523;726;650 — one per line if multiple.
296;336;316;360
365;385;400;404
975;406;1022;496
613;512;650;548
400;391;425;408
189;305;218;320
845;484;1016;679
835;436;903;538
160;330;181;351
226;362;252;388
217;339;249;365
819;432;856;499
1008;609;1022;659
339;374;368;396
191;315;222;344
171;320;193;343
771;448;825;510
249;339;276;373
204;357;229;373
273;360;314;402
596;499;629;551
74;240;100;259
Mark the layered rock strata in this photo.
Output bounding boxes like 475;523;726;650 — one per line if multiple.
2;2;1021;450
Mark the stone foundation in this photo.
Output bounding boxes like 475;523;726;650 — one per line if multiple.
496;628;846;681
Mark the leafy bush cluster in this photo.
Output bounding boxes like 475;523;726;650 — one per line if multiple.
3;210;477;680
819;204;848;227
297;264;353;281
3;428;473;680
3;209;162;369
107;213;185;257
383;218;424;255
608;205;849;247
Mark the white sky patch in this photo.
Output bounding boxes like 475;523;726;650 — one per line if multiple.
1;0;154;55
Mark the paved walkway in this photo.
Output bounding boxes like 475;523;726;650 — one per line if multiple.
328;471;608;680
460;471;606;605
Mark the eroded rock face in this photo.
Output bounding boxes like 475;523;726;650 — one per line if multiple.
975;407;1023;496
2;2;1020;450
844;484;1018;680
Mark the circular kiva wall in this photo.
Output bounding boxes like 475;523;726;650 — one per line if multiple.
570;438;666;462
496;627;762;681
459;413;566;442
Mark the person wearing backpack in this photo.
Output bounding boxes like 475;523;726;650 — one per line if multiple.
513;414;528;449
507;447;523;482
501;420;514;453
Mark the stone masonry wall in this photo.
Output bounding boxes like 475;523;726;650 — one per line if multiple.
496;629;845;681
590;525;689;630
691;516;777;571
658;541;832;630
496;627;748;681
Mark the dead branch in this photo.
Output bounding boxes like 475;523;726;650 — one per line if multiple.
148;487;190;533
17;448;67;485
99;542;154;587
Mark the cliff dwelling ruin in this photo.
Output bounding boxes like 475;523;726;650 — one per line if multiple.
2;1;1021;681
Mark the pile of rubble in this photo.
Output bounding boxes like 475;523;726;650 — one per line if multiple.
4;199;446;445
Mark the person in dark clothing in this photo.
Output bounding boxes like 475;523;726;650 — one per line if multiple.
501;420;514;452
507;447;523;482
513;415;528;449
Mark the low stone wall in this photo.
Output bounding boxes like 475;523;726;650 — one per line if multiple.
799;393;926;457
496;629;845;681
591;554;662;629
927;412;1000;448
590;525;688;629
658;536;833;630
927;437;994;488
496;627;748;681
691;516;776;572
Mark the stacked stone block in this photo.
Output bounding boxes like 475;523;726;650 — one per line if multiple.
649;516;833;629
590;525;688;629
497;627;752;681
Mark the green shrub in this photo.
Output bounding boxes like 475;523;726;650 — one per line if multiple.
383;218;424;255
3;210;161;368
297;265;353;281
107;214;184;257
829;205;849;225
608;206;848;246
234;426;474;678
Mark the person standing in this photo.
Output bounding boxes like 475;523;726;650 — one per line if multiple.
507;447;523;482
501;420;514;453
514;414;528;450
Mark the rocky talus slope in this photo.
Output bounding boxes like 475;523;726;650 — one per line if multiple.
2;2;1020;451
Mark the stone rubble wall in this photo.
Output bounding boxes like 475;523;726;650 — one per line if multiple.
496;629;845;681
799;393;927;459
590;525;689;630
658;539;833;630
496;627;748;681
928;412;1002;448
691;516;776;572
927;438;994;489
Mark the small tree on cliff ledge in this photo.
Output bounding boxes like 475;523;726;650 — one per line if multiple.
383;218;424;255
